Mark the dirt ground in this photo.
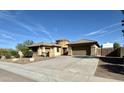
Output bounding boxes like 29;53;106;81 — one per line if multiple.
95;57;124;81
0;56;55;64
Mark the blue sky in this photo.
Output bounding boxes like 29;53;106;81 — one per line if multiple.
0;10;123;49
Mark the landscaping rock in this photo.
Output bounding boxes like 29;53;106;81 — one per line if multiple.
1;56;6;60
29;58;35;62
11;56;15;58
12;58;19;62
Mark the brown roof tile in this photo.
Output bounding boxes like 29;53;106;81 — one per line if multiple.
27;42;61;47
68;39;100;47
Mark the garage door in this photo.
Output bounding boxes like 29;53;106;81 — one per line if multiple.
72;46;90;56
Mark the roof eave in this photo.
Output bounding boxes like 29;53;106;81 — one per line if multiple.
68;42;100;47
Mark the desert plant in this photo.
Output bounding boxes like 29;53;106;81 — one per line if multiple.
23;50;33;58
0;49;11;59
16;40;34;58
9;49;19;58
16;43;27;51
113;42;120;49
5;53;11;59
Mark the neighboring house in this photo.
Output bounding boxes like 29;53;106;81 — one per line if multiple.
68;39;100;56
102;42;113;48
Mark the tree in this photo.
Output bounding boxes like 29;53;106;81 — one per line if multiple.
0;48;18;58
23;40;34;46
16;43;27;51
113;42;120;49
16;40;34;51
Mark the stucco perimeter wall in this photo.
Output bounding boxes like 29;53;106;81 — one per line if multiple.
120;47;124;58
97;47;124;58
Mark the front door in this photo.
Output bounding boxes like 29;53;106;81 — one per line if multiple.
63;48;68;55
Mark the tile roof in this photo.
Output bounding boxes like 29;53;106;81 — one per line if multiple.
27;42;61;47
69;39;96;44
68;39;100;47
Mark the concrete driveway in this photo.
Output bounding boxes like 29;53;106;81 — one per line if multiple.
0;56;120;82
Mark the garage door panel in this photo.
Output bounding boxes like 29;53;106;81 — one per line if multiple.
73;49;86;55
72;46;90;55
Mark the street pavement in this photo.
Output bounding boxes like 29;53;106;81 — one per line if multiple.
0;56;121;82
0;69;35;82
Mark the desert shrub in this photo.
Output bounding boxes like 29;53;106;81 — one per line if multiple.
23;50;33;58
0;49;11;59
5;53;11;59
0;49;19;59
9;50;18;57
15;53;20;58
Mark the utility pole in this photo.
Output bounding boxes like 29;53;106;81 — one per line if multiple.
121;19;124;46
121;19;124;73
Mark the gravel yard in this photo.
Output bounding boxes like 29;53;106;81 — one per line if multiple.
0;56;55;64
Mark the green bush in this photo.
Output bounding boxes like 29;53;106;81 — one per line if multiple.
113;42;120;49
16;40;34;58
5;53;11;59
9;50;18;57
23;50;33;58
0;49;11;59
0;49;19;59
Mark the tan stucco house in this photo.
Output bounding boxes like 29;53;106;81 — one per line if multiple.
56;39;70;55
68;39;100;56
28;39;70;57
28;42;62;57
28;39;100;57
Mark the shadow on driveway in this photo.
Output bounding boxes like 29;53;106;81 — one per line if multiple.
95;57;124;81
100;64;124;75
99;57;123;64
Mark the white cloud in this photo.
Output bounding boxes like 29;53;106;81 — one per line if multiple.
37;25;54;42
0;29;16;41
85;30;100;36
0;10;55;43
94;28;122;39
0;33;16;41
0;39;7;42
85;22;121;36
